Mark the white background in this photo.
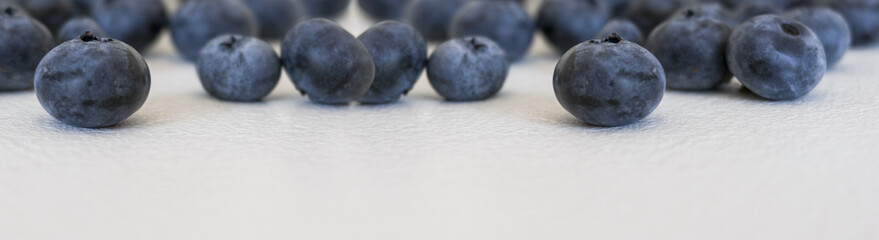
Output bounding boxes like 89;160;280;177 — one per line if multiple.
1;1;878;239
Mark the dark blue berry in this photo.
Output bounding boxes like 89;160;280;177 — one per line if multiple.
358;0;409;21
197;35;280;102
537;0;610;53
302;0;350;18
357;21;427;104
170;0;257;61
90;0;167;53
427;36;509;101
243;0;304;40
404;0;466;41
0;3;54;91
822;0;879;46
727;15;826;100
281;19;375;104
450;0;534;61
554;34;666;127
56;17;106;44
645;7;734;91
34;32;150;128
783;6;851;67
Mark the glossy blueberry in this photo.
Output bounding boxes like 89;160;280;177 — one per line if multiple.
90;0;167;53
0;3;54;91
645;7;733;91
357;21;427;104
281;19;375;104
593;19;644;45
3;0;74;32
302;0;350;18
197;35;280;102
56;17;106;44
554;34;666;127
732;2;782;23
537;0;609;53
405;0;466;41
35;32;150;128
626;0;689;34
171;0;257;61
727;15;826;100
450;1;534;61
427;36;509;101
784;7;851;67
243;0;303;40
358;0;409;20
823;0;879;46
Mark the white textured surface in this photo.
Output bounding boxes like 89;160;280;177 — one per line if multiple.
2;3;879;239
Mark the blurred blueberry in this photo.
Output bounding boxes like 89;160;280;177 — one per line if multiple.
302;0;350;18
404;0;466;41
56;17;107;44
727;15;826;100
0;3;55;91
626;0;689;34
281;19;375;104
358;0;409;20
91;0;167;53
427;36;509;101
593;19;644;45
171;0;258;61
732;1;782;23
357;21;427;104
197;35;280;102
554;33;665;127
537;0;609;53
34;32;151;128
3;0;74;32
243;0;304;40
450;0;534;61
822;0;879;46
784;7;851;67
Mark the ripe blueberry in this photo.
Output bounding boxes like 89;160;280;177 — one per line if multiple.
0;3;54;91
450;0;534;61
197;35;280;102
427;36;509;101
357;21;427;104
171;0;258;61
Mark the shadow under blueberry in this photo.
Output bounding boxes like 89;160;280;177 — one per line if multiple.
552;114;666;132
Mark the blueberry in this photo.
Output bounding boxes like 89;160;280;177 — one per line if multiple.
281;19;375;104
607;0;635;17
56;17;106;44
358;0;409;20
34;32;150;128
823;0;879;46
243;0;303;40
427;36;509;101
722;0;795;9
783;7;851;67
732;2;782;23
645;7;734;91
3;0;74;32
537;0;609;53
593;19;644;45
71;0;96;15
197;35;280;102
553;34;666;127
683;2;738;27
727;15;826;100
626;0;689;34
171;0;257;61
450;1;534;61
357;21;427;104
90;0;167;53
404;0;466;41
0;3;54;91
302;0;350;18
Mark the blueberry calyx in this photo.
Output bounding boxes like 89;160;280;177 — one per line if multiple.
604;33;623;43
80;31;99;42
221;35;240;50
3;7;14;16
684;9;695;18
468;37;485;51
781;23;800;36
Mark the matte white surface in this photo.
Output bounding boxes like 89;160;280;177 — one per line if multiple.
2;3;878;239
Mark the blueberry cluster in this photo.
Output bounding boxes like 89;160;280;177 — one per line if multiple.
0;0;877;129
